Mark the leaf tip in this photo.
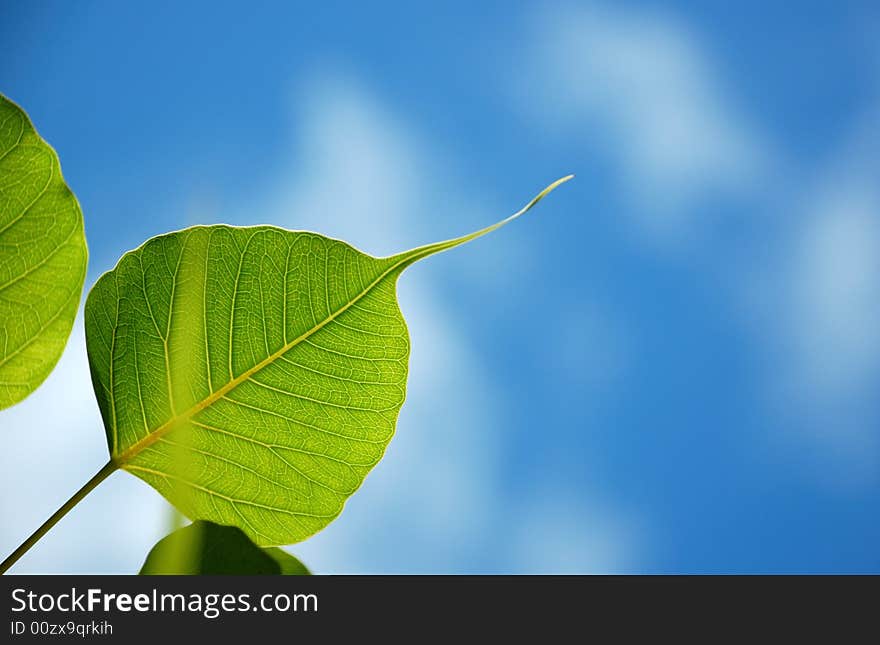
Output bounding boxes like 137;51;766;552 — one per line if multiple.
541;174;574;197
517;174;574;216
391;173;575;267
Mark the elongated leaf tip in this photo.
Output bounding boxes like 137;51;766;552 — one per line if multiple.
388;173;574;267
544;173;574;194
515;174;574;217
526;174;574;210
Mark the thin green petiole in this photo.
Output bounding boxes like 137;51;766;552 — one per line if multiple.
0;460;117;574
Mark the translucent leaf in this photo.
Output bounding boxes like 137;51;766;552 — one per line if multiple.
85;177;571;545
140;520;309;575
0;94;87;409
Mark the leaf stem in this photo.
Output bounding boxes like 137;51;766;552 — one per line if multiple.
0;460;117;574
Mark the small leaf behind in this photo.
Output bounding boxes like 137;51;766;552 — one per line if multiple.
140;520;310;575
265;546;311;575
0;94;88;410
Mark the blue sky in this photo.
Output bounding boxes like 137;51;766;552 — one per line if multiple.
2;0;880;573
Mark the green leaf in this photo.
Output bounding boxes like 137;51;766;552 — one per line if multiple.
0;94;88;410
140;520;310;575
85;176;572;546
264;546;311;575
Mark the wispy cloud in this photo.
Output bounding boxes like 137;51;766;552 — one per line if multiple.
508;487;640;573
515;2;879;477
516;2;770;238
253;74;435;256
746;113;880;476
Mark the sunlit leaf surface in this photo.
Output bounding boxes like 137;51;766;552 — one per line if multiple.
86;177;571;545
0;94;87;409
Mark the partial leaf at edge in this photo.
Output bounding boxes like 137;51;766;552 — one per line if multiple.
139;521;310;575
85;176;572;546
264;546;311;575
0;94;88;410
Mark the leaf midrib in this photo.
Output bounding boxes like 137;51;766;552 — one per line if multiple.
111;173;574;467
113;245;417;467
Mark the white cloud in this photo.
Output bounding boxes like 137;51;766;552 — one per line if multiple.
786;186;880;396
747;115;880;475
516;2;880;478
517;2;770;237
253;74;436;256
508;489;639;573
